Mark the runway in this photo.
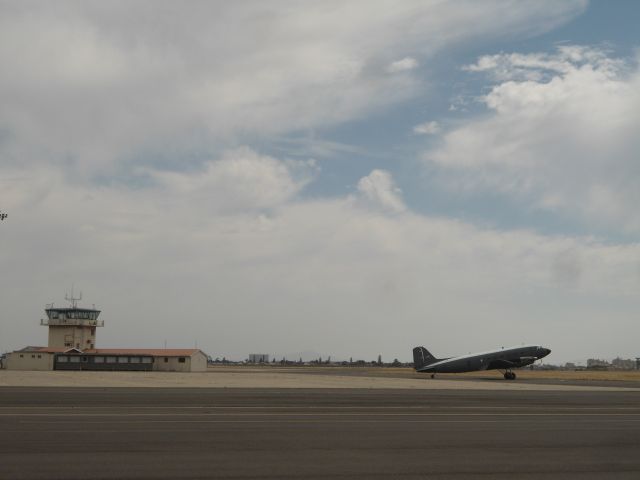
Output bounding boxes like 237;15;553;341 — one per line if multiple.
1;387;639;479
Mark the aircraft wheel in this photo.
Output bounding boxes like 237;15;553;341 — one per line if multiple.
511;372;517;380
503;372;510;380
430;373;435;379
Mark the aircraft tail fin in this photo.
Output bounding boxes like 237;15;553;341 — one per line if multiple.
413;346;438;370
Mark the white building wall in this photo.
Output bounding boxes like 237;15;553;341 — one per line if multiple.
6;352;55;371
190;351;208;372
153;355;192;372
152;351;207;372
48;326;96;350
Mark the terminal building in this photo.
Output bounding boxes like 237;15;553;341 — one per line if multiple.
5;294;207;372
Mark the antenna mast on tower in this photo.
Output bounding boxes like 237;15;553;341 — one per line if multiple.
65;286;82;309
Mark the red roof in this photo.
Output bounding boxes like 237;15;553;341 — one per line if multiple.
14;347;204;357
32;347;68;353
86;349;202;357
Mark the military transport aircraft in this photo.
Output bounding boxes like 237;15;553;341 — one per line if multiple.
413;344;551;380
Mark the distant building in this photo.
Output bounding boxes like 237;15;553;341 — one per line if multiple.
5;294;208;372
611;357;635;370
586;357;637;371
249;354;269;363
587;358;609;369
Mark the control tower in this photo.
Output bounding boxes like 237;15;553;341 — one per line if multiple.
40;291;103;350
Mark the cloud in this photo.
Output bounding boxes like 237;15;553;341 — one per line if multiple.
9;1;634;365
356;169;406;213
149;148;317;213
427;46;640;233
387;57;418;73
413;121;441;135
2;159;639;363
0;1;586;174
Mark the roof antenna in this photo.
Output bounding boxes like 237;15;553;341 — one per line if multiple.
65;285;82;309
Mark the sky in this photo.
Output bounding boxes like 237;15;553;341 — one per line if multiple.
1;0;639;365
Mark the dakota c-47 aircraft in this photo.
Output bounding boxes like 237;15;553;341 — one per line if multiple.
413;344;551;380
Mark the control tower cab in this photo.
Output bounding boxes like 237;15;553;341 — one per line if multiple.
40;292;103;350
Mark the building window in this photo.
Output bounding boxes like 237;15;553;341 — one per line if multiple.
178;357;186;363
142;357;153;364
118;357;128;364
20;354;23;358
130;357;141;364
94;356;104;363
106;356;117;364
38;355;42;359
164;357;168;363
31;355;35;358
69;356;80;363
57;356;68;363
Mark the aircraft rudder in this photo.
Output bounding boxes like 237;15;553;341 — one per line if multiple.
412;346;437;370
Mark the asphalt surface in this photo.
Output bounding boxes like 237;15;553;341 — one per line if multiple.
1;387;639;479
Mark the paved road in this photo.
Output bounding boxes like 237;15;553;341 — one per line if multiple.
1;387;639;479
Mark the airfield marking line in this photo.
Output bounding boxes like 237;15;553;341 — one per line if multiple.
18;417;640;424
4;412;640;417
3;405;640;410
9;418;640;428
3;406;640;415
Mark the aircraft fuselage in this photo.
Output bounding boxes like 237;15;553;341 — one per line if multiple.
414;345;551;375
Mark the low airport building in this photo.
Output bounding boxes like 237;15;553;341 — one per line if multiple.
5;295;208;372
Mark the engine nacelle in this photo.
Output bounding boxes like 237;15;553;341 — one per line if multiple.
518;356;537;365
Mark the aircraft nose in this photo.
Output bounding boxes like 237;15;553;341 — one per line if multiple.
540;347;551;358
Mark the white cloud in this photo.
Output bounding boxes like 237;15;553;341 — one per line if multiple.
356;169;406;213
8;1;632;365
387;57;418;73
1;159;638;363
0;1;586;173
427;46;640;233
149;148;316;213
413;121;441;135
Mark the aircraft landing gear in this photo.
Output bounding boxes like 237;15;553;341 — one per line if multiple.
430;373;436;379
503;371;516;380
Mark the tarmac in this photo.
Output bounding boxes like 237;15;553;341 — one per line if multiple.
2;385;640;479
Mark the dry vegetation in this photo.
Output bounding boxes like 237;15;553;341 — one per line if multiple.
1;366;638;390
208;365;640;383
